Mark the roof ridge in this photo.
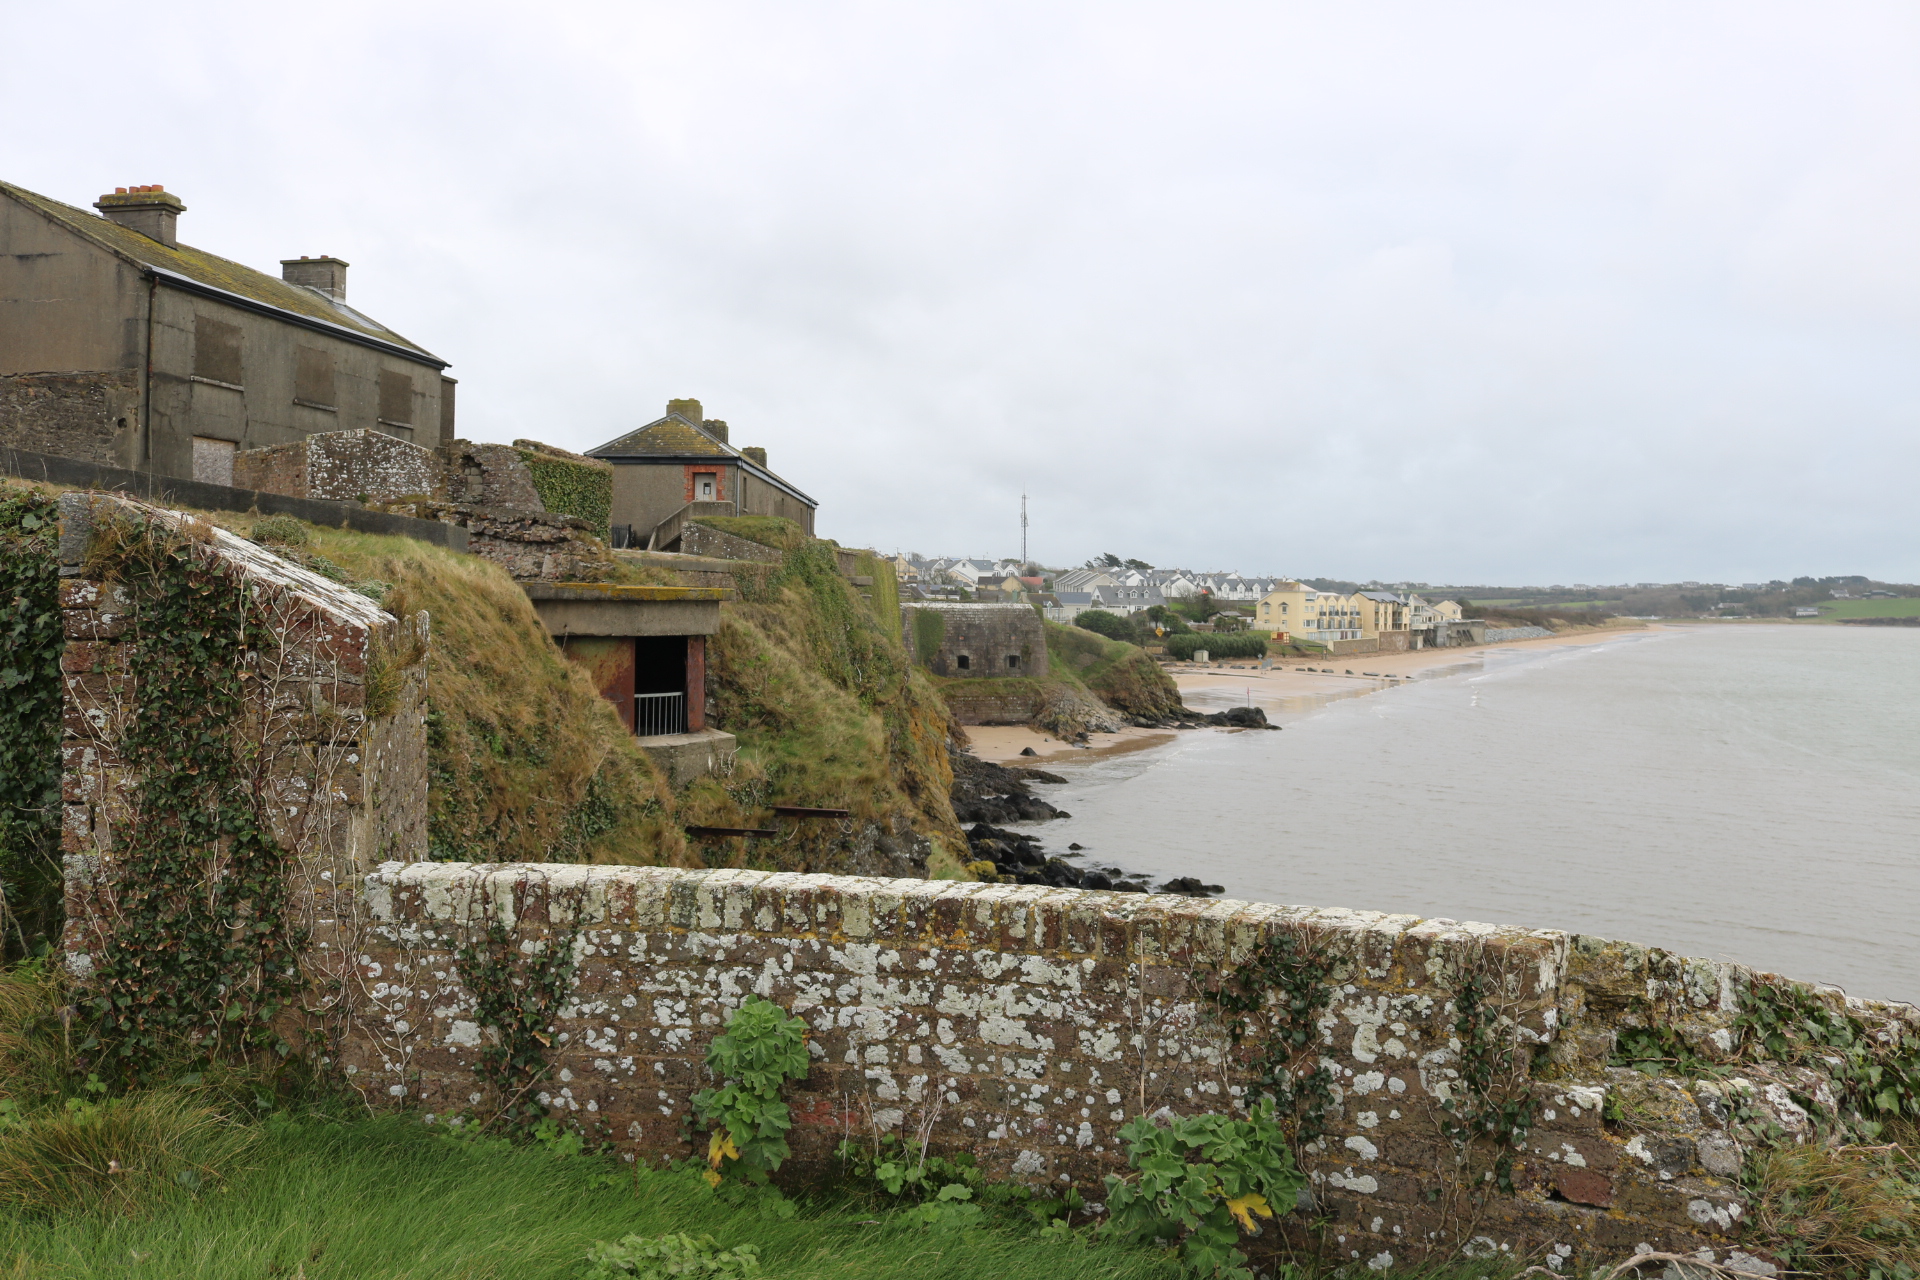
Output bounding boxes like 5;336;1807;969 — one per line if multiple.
0;177;442;364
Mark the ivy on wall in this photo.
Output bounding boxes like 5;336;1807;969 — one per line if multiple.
517;450;611;537
80;515;304;1085
453;916;580;1131
0;486;65;958
910;607;945;666
1201;932;1336;1150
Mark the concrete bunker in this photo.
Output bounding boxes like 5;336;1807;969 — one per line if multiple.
519;581;737;787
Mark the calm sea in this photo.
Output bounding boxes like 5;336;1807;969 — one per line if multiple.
1020;625;1920;1004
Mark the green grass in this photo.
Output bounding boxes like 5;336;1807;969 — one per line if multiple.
1798;597;1920;621
0;1113;1181;1280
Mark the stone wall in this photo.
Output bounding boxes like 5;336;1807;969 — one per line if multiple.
902;602;1049;680
334;862;1889;1272
0;370;139;466
1485;626;1555;644
233;428;442;504
679;521;783;563
445;440;545;510
940;681;1046;726
56;492;430;979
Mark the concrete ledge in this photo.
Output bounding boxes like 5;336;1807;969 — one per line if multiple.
520;582;729;603
635;727;736;787
1;446;467;550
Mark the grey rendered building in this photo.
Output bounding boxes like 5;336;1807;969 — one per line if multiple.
0;179;453;482
588;398;817;548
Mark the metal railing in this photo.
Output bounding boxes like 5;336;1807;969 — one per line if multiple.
634;691;689;737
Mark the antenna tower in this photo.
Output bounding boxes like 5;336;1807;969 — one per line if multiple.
1020;490;1028;566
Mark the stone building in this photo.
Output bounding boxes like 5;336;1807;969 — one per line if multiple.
587;399;816;549
0;178;454;482
901;602;1049;679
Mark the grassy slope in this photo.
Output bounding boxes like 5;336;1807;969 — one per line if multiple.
1042;622;1186;719
711;543;965;875
284;526;685;866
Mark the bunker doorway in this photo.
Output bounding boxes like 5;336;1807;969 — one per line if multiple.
556;633;707;737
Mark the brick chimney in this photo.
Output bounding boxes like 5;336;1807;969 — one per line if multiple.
741;446;767;469
666;398;702;424
94;185;185;247
702;419;728;444
281;255;349;300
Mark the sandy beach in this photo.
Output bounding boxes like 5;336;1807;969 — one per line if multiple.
964;624;1658;763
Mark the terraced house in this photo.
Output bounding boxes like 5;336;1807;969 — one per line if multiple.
0;179;454;483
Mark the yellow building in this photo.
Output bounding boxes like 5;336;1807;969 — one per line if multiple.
1254;583;1363;644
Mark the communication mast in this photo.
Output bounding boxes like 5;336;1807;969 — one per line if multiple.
1020;490;1028;567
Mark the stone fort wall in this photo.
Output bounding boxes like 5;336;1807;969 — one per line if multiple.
902;602;1049;680
332;860;1881;1273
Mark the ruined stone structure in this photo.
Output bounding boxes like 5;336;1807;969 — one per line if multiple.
232;428;443;504
326;861;1875;1272
902;602;1049;680
56;492;430;979
1;179;454;481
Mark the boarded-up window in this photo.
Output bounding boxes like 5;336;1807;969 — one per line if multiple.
378;370;413;425
191;436;236;486
193;317;243;386
294;347;335;407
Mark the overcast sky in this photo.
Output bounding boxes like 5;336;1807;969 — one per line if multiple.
8;2;1917;583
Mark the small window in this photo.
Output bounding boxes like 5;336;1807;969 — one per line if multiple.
1006;654;1019;669
956;654;971;670
191;437;236;486
193;317;243;386
378;370;414;426
294;347;335;408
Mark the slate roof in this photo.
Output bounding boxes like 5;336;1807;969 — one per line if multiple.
587;412;818;508
0;179;444;365
587;414;735;460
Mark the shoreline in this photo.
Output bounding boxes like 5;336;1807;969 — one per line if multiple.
964;624;1661;764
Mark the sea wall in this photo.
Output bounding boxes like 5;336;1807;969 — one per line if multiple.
332;861;1897;1272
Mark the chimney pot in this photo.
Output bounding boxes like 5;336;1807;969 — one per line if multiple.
95;186;186;247
281;255;349;301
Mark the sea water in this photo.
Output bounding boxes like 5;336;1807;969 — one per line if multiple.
1021;626;1920;1004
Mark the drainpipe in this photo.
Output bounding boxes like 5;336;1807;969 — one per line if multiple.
140;270;157;468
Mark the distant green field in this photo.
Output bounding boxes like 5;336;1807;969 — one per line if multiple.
1801;597;1920;621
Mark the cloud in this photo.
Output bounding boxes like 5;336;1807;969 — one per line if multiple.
6;0;1916;580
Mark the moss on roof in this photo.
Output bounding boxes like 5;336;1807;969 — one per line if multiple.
0;179;440;363
589;417;736;459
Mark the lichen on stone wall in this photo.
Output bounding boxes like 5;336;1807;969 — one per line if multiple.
333;862;1915;1273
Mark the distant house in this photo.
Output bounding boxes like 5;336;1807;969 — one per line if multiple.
1793;607;1821;618
1053;567;1118;593
1;178;454;483
587;399;816;549
944;559;999;588
1092;584;1166;615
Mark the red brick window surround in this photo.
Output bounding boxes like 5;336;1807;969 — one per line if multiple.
684;466;724;503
